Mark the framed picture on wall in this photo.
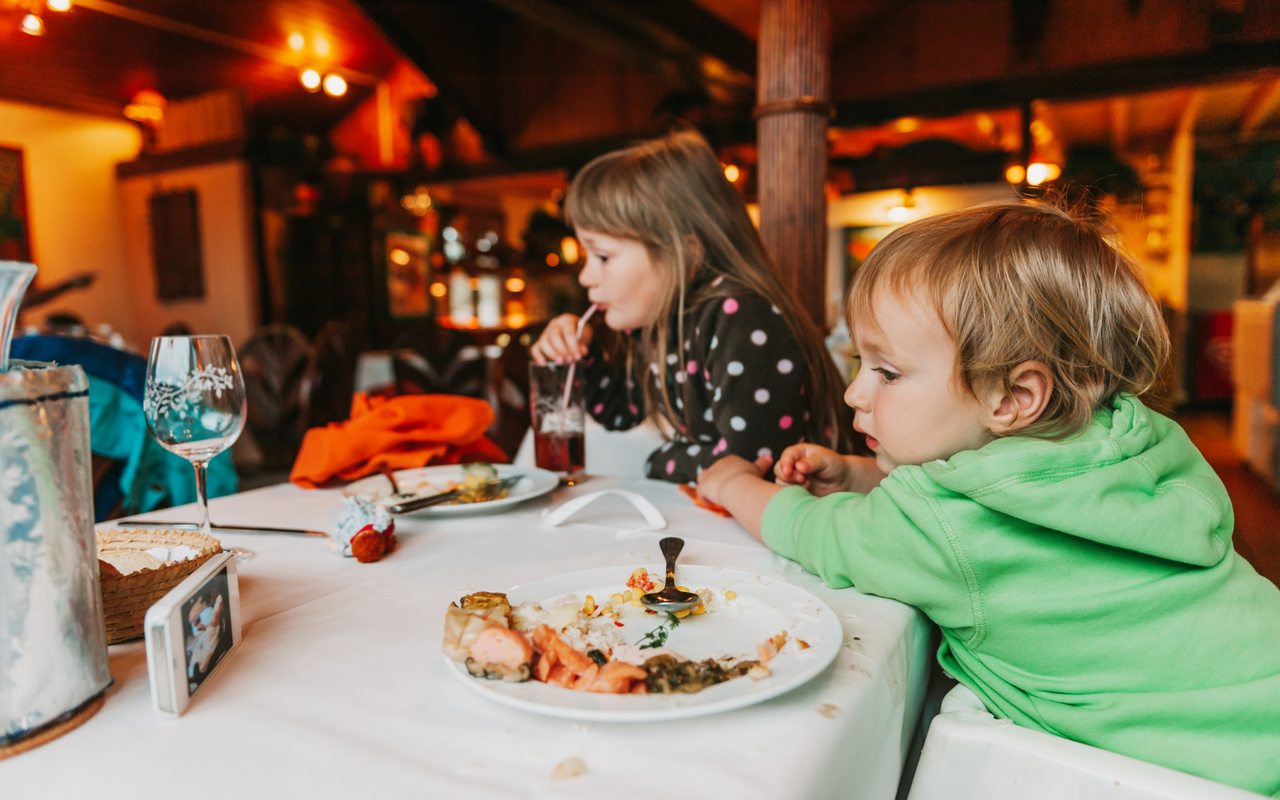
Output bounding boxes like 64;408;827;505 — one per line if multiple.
0;146;33;262
150;189;205;301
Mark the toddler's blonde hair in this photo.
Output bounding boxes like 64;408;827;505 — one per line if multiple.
849;202;1170;438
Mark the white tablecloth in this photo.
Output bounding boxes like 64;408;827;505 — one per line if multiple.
4;477;933;799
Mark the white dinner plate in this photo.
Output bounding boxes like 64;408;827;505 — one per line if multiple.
343;464;558;517
445;565;843;722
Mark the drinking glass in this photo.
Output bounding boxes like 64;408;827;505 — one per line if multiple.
529;362;585;484
144;336;248;553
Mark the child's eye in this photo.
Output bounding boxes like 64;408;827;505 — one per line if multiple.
873;367;900;383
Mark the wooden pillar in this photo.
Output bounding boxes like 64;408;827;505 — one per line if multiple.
756;0;831;327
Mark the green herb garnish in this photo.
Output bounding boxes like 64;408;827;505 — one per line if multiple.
637;613;681;649
587;648;607;666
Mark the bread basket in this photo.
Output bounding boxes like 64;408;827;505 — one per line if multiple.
97;529;222;644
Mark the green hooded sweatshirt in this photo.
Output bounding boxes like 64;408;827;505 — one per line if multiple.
762;395;1280;796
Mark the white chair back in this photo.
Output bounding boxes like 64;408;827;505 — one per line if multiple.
906;685;1260;800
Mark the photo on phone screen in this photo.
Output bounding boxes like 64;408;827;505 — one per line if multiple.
181;566;234;697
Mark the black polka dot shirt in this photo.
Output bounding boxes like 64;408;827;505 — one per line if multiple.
582;294;810;484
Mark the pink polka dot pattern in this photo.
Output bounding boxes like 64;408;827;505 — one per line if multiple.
723;298;739;314
594;403;604;414
687;360;698;374
666;460;676;474
628;404;639;415
712;438;728;455
779;415;793;430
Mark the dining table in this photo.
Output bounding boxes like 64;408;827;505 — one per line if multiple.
3;474;934;800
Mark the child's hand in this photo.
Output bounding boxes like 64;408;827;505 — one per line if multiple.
775;444;852;496
697;454;781;542
530;313;594;365
776;445;887;496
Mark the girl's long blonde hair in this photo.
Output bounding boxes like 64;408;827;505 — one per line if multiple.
565;129;855;454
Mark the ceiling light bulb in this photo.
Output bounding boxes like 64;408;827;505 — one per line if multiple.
287;32;305;51
1026;162;1050;186
313;35;331;57
888;205;911;223
21;13;44;35
47;0;72;11
300;68;321;91
723;164;740;182
322;73;347;97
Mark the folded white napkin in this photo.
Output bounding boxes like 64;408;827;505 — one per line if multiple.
541;489;667;538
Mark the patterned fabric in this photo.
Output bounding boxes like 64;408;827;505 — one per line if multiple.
583;294;810;483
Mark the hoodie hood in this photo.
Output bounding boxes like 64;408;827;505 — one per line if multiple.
919;394;1232;567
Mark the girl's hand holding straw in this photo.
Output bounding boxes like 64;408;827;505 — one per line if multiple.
530;308;596;365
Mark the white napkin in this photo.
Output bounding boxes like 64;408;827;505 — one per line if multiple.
541;489;667;538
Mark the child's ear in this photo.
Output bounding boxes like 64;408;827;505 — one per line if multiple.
988;361;1054;435
684;234;704;269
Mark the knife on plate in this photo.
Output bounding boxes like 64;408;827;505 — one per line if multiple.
387;475;522;514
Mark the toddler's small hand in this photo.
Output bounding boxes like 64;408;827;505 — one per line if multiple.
776;444;852;497
697;454;772;508
530;314;593;365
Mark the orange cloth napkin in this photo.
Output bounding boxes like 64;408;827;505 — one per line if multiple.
290;392;508;489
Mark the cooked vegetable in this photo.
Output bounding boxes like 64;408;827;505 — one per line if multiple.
643;654;764;694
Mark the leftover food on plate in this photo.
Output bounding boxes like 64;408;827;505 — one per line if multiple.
331;497;397;562
441;570;772;695
357;463;511;506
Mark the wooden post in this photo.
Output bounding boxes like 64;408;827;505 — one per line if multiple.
756;0;831;327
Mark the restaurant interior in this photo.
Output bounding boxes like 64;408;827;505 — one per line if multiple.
3;0;1280;795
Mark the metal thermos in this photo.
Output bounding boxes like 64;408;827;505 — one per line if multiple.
0;261;112;746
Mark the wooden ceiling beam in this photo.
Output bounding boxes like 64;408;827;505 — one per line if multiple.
834;39;1280;129
1240;77;1280;136
1110;97;1130;154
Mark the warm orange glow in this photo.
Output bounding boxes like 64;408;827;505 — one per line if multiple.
560;237;578;264
507;313;528;328
468;277;481;291
1005;164;1026;184
1026;162;1060;186
888;206;911;223
893;117;920;133
389;248;410;266
545;253;560;267
124;104;164;124
496;333;511;348
505;277;526;293
312;35;331;57
429;282;448;298
323;73;347;97
47;0;72;11
300;68;322;91
287;32;305;51
21;14;43;34
723;164;740;182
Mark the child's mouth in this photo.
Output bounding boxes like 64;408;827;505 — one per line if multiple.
865;436;880;450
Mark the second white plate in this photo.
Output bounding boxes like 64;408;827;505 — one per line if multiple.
445;565;843;722
344;464;558;517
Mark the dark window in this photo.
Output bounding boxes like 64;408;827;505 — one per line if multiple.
150;189;205;301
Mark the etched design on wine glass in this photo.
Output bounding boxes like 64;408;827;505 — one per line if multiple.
144;336;251;561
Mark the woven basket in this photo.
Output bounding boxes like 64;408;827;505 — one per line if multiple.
97;529;222;645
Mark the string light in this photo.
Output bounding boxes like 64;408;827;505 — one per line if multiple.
1005;164;1026;184
545;253;560;267
287;32;305;51
300;68;321;92
47;0;72;11
429;283;448;298
505;277;526;293
322;73;347;97
21;13;44;35
723;164;740;182
560;236;579;264
389;249;410;266
312;35;331;57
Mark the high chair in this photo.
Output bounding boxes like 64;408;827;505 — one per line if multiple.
906;684;1264;800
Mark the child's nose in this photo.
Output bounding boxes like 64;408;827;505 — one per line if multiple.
844;376;868;412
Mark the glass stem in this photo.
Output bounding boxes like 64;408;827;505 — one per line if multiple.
193;460;211;536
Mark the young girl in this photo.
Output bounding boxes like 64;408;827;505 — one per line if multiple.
531;129;854;483
698;203;1280;795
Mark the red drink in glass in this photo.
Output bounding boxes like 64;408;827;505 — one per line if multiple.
534;431;584;474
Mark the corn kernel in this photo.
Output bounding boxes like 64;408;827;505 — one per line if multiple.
610;593;625;605
725;590;737;600
630;597;642;607
676;585;689;592
674;608;691;618
691;603;707;615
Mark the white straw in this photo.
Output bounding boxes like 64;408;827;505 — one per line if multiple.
559;304;598;432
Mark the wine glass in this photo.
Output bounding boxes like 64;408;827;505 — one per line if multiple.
143;335;250;559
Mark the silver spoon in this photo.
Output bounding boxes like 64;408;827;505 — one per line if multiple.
641;537;701;613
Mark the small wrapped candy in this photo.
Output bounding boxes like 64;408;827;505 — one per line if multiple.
332;497;396;562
